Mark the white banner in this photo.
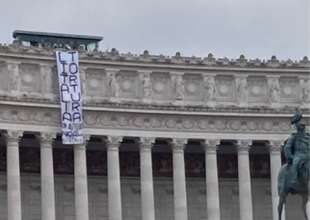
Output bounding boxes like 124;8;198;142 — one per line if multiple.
56;51;84;144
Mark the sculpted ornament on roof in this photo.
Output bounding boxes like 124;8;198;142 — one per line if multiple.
0;43;309;69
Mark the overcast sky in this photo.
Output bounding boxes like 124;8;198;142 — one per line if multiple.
1;0;309;60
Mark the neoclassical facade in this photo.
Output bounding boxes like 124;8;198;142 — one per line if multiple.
0;43;309;220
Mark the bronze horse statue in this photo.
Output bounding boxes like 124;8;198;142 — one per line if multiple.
277;110;310;220
277;161;309;220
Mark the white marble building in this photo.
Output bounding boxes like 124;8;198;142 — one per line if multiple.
0;43;309;220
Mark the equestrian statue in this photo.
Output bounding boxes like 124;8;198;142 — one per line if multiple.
278;109;310;220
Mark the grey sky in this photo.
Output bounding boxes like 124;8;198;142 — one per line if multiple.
1;0;309;60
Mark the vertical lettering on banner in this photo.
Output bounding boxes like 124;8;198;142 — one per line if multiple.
56;51;84;144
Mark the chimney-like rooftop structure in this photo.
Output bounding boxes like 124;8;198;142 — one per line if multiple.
13;30;103;51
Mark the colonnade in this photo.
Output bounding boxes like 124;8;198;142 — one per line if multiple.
2;130;284;220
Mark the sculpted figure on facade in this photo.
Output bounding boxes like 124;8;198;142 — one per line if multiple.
107;71;120;99
268;77;280;104
203;75;216;102
301;79;310;104
236;76;248;106
142;72;151;99
172;73;184;100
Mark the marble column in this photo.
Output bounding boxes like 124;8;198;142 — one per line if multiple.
74;139;89;220
107;136;122;220
171;139;188;220
204;139;221;220
5;130;23;220
237;140;253;220
139;137;155;220
269;140;285;220
39;133;56;220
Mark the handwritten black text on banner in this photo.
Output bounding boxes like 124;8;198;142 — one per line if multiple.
56;51;84;144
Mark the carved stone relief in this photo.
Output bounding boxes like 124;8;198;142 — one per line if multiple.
19;63;41;94
215;75;235;102
279;77;300;103
171;73;184;101
50;66;59;99
0;59;308;109
267;76;280;105
247;76;268;103
0;104;301;135
118;71;140;100
203;75;216;106
0;62;9;92
85;68;107;98
184;74;203;102
235;76;248;106
106;69;120;100
139;71;152;101
151;72;172;101
301;78;310;104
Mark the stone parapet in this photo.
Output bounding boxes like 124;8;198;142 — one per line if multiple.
0;44;309;111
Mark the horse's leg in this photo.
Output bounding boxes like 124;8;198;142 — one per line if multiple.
278;193;286;220
302;194;309;220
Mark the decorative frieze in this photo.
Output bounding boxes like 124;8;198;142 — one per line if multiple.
0;105;304;136
0;53;309;109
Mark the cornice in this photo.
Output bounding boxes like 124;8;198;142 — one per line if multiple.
0;44;309;72
0;100;309;117
1;104;308;137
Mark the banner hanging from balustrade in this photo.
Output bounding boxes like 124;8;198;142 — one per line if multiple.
56;51;84;144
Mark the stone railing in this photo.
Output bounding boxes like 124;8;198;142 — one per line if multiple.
0;45;309;111
1;43;310;69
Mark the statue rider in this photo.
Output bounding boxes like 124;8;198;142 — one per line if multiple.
283;109;310;189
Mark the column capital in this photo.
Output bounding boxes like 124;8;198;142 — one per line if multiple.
170;138;187;152
83;134;91;143
204;139;220;153
236;139;252;153
38;132;56;146
106;136;122;150
139;137;155;150
3;130;23;144
205;139;220;147
268;140;285;153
